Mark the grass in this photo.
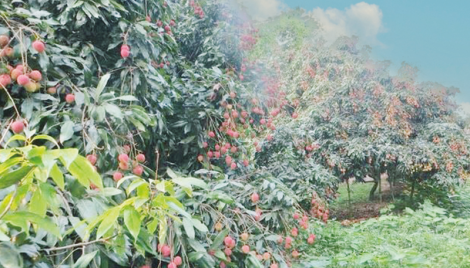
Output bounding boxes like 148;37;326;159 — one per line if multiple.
330;182;372;210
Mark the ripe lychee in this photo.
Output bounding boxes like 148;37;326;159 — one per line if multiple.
24;81;39;93
161;245;171;257
29;70;42;81
113;172;123;182
86;155;97;165
133;165;144;176
17;74;30;86
121;49;130;58
241;245;250;253
32;40;45;53
173;256;182;266
10;69;22;80
136;153;146;163
47;87;57;94
65;94;75;103
0;74;11;87
240;233;249;241
11;120;24;134
118;154;129;163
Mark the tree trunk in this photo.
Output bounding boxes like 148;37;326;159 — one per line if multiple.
410;177;416;203
389;168;395;201
369;179;378;201
346;177;351;208
378;171;382;203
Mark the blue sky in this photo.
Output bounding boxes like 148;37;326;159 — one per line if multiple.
239;0;470;110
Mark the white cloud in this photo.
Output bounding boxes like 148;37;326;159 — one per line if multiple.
237;0;284;20
458;102;470;117
309;2;385;46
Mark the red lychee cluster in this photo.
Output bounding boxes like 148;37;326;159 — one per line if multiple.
189;0;205;19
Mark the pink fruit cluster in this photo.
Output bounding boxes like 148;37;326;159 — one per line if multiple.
310;193;329;223
200;89;288;171
189;0;205;18
167;256;183;268
113;146;147;181
164;25;172;35
1;64;43;92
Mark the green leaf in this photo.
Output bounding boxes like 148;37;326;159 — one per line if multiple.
0;242;23;268
31;135;59;148
124;207;141;241
210;228;229;250
0;231;8;242
112;95;138;102
173;175;208;189
57;149;79;168
50;163;65;190
357;253;374;264
29;187;47;217
60;121;75;144
0;165;34;189
245;254;263;268
0;156;23;174
0;149;13;162
96;207;120;239
191;218;208;233
154;180;165;193
3;211;60;238
126;179;146;195
4;135;27;147
159;216;167;244
207;191;234;204
95;73;111;100
182;218;195;239
104;103;123;119
114;174;136;187
188;251;204;262
101;188;123;196
179;136;195;144
73;250;98;268
147;217;158;234
67;155;102;189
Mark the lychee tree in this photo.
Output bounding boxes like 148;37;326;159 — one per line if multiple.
250;11;469;207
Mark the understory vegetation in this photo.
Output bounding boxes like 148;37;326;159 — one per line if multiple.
301;200;470;268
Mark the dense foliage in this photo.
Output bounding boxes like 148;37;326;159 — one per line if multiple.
0;1;323;268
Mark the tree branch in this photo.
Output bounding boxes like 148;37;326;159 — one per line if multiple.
42;238;111;252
